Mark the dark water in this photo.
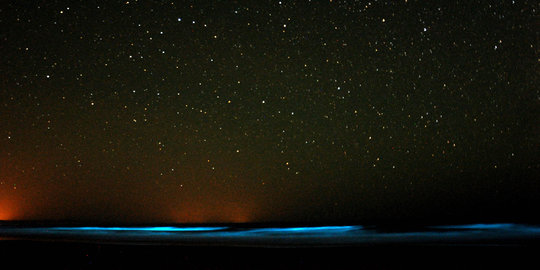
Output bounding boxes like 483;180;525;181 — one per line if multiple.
1;223;539;269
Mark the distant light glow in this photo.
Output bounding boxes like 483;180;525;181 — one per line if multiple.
52;226;229;232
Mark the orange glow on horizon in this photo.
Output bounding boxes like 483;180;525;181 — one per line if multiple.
0;199;18;221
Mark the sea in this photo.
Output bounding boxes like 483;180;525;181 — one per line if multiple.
1;221;539;269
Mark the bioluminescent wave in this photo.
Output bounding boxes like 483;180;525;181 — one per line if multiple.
245;226;361;234
431;223;540;231
1;224;539;247
51;226;229;232
49;225;361;234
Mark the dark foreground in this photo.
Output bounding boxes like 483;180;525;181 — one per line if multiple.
1;223;539;269
2;241;539;269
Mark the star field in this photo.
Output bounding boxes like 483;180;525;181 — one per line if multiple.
0;0;538;223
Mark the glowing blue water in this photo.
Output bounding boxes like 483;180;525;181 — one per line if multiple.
247;225;360;234
1;223;539;246
52;226;229;232
432;223;516;230
49;225;360;234
49;224;539;234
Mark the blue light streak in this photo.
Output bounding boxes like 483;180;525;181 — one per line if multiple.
52;226;229;232
50;225;361;234
431;223;516;230
247;225;361;234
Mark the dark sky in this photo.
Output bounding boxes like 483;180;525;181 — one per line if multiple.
1;0;538;224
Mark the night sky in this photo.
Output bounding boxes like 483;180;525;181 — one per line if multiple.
1;1;538;224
